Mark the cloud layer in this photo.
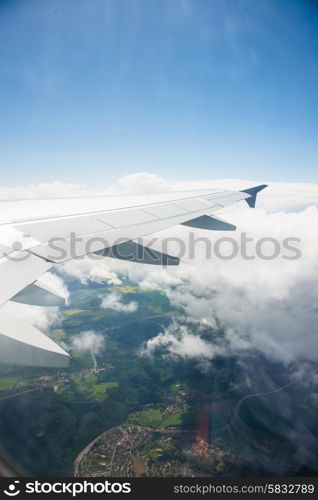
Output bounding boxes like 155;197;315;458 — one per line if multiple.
1;173;318;213
3;173;318;373
55;173;318;371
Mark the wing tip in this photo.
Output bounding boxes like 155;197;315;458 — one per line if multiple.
241;184;268;208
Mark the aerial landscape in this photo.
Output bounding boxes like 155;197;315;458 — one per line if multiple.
0;273;317;477
0;0;318;484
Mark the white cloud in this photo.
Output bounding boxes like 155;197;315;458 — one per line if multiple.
143;321;222;360
138;204;318;366
0;174;317;213
0;172;170;201
38;272;70;305
100;292;138;313
0;181;105;201
61;259;122;286
70;330;105;355
117;172;171;194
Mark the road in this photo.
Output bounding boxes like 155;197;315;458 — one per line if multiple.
230;370;318;426
74;428;113;477
0;388;37;402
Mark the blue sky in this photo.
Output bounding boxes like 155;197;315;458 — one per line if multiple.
0;0;317;185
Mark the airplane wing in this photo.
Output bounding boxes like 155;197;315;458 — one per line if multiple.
0;184;267;368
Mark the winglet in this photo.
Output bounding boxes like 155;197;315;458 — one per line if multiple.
240;184;268;208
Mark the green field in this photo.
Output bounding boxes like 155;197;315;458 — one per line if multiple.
135;409;162;427
0;376;24;392
159;411;185;428
75;374;119;402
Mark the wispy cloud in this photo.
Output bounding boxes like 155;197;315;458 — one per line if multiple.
70;330;105;355
101;292;138;313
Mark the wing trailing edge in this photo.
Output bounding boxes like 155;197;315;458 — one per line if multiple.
11;280;66;307
181;214;236;231
96;241;180;266
0;310;70;368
